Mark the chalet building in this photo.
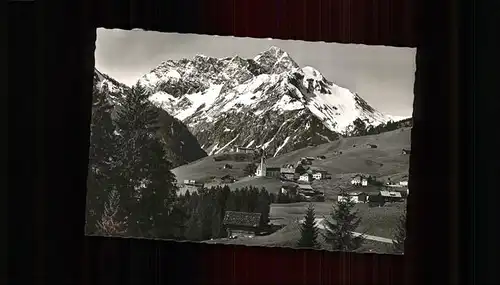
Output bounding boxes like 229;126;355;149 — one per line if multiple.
379;190;403;202
316;155;326;160
235;146;255;153
221;175;236;184
280;167;295;173
395;188;409;199
280;182;298;195
266;167;281;178
280;172;296;181
399;180;408;186
223;211;264;238
337;192;368;203
297;184;313;191
367;144;378;148
351;175;368;186
298;173;313;183
183;179;204;187
312;170;332;180
297;185;325;202
402;148;411;155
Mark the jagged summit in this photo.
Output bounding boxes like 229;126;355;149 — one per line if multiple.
137;47;392;157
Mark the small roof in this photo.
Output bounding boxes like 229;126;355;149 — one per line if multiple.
380;191;402;198
298;184;313;190
352;174;364;178
223;211;262;227
266;166;281;171
280;168;295;174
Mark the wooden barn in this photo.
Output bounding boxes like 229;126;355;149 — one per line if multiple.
223;211;264;238
221;174;236;184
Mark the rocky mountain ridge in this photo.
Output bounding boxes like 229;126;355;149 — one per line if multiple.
92;69;207;167
139;46;393;157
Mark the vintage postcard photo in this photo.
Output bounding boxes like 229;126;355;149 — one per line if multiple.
86;28;415;254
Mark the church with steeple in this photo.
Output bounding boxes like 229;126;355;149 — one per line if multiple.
254;152;281;178
255;156;267;177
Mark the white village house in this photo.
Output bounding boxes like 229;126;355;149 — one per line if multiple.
399;180;408;186
234;145;255;153
298;173;313;183
312;172;322;180
351;175;368;186
337;192;368;203
183;179;196;185
312;170;331;180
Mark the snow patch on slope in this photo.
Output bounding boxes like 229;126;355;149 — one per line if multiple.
274;136;291;157
215;135;240;155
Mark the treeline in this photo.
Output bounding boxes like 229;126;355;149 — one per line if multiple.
174;186;272;241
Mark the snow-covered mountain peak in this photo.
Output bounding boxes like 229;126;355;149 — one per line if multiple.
136;47;394;156
252;46;300;74
302;66;324;81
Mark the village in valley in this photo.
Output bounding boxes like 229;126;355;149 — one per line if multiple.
176;135;411;251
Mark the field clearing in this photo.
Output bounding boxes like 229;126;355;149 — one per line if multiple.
269;201;405;239
172;153;255;183
206;219;399;254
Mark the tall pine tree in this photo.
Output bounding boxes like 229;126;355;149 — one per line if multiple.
323;189;366;251
95;188;128;235
256;188;271;227
113;83;179;238
392;210;406;254
86;83;121;234
298;203;320;248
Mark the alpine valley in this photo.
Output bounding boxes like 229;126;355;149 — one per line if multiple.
94;46;410;166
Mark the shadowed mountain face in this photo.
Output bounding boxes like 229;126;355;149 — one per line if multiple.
139;46;392;157
93;69;207;167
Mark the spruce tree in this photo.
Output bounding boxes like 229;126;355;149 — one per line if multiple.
392;210;407;254
113;83;179;238
298;203;320;248
96;188;128;235
256;188;271;227
323;189;365;251
86;84;120;234
184;210;203;241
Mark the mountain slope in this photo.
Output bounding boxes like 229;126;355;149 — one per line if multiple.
172;127;411;189
141;46;392;157
93;68;207;167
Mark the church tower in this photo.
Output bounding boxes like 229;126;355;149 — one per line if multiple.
255;153;267;177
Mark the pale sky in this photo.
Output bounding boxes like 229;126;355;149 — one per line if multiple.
95;28;416;117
